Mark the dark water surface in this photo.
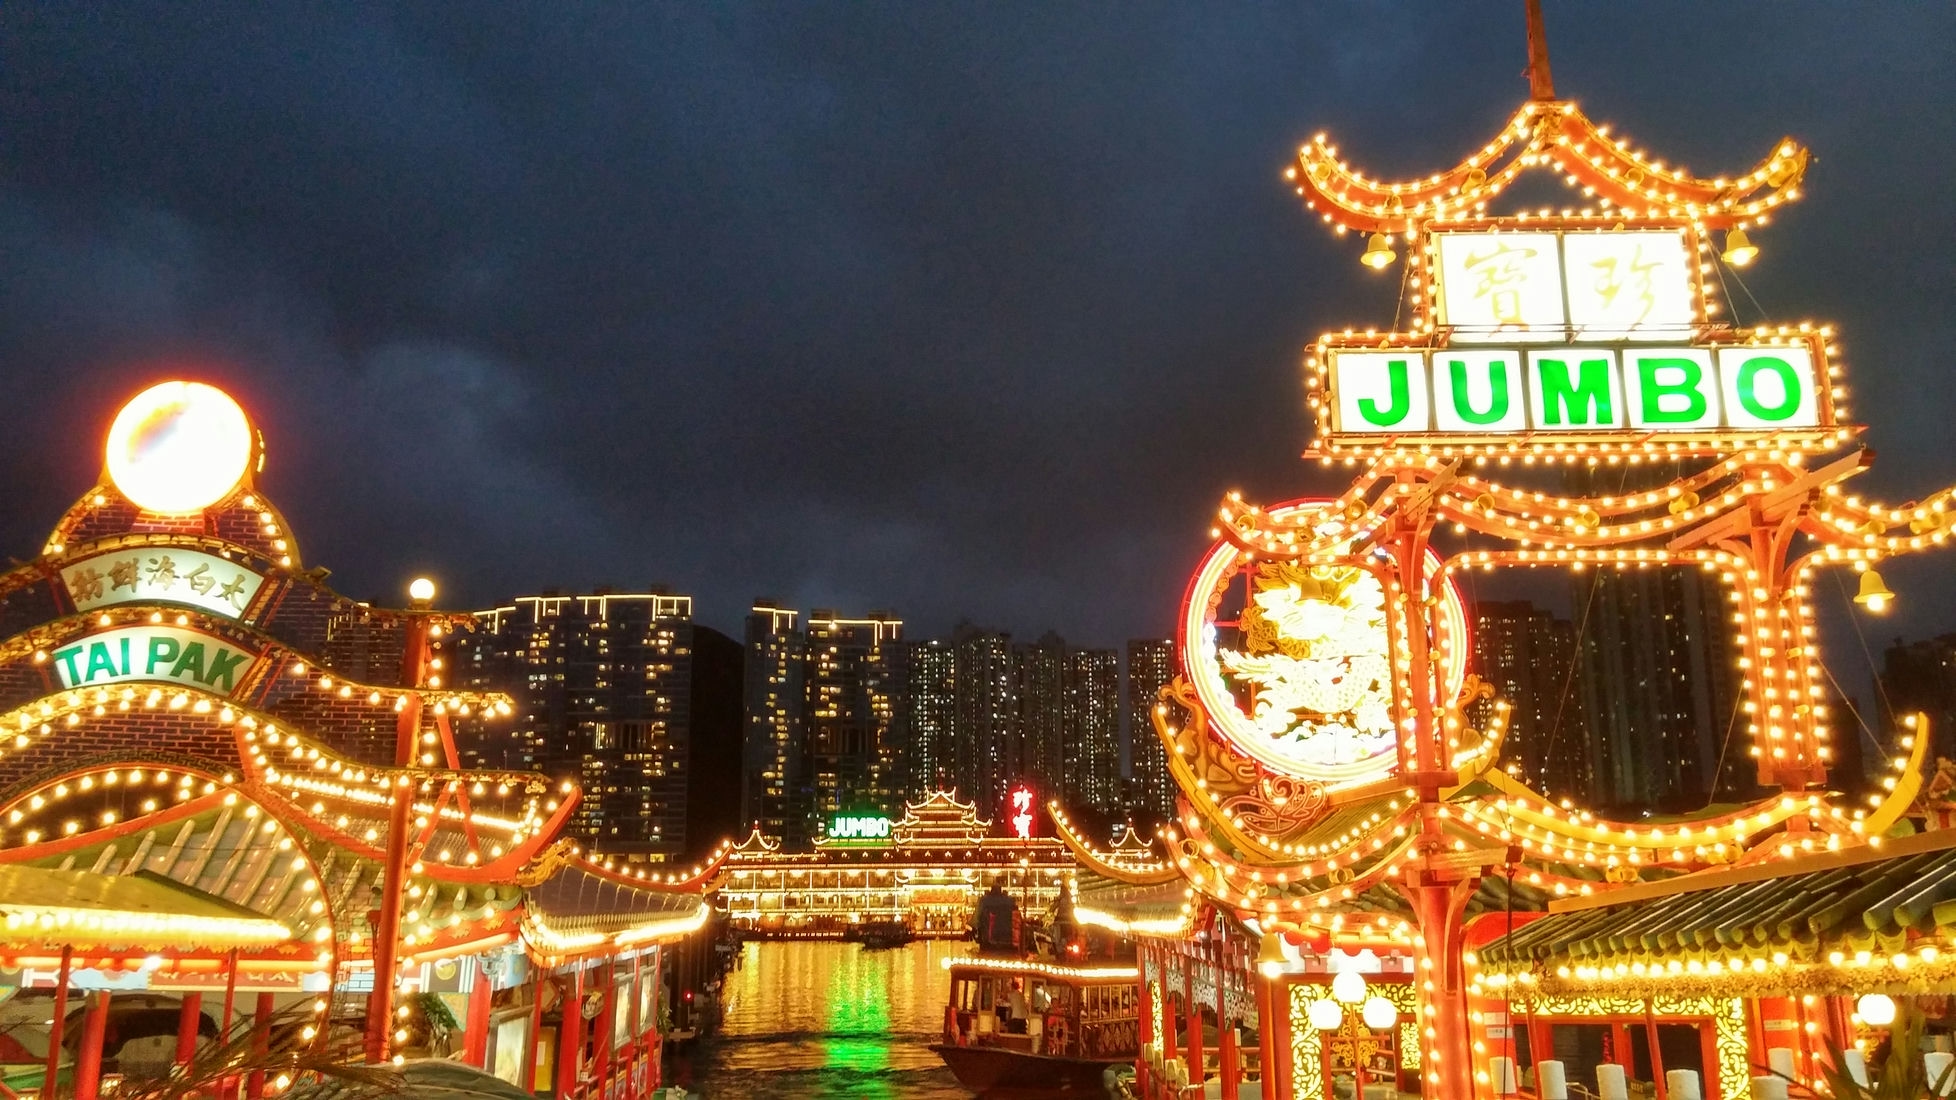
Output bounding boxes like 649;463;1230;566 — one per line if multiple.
673;939;976;1099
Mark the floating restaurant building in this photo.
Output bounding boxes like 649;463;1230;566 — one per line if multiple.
721;790;1074;936
0;380;722;1098
1064;9;1956;1100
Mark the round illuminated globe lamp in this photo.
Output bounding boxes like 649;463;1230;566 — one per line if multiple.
104;381;255;515
1361;995;1398;1031
1857;993;1897;1027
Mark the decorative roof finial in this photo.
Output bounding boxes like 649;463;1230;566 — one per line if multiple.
1525;0;1556;101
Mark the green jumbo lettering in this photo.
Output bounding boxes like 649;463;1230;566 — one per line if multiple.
1635;356;1710;424
1446;359;1511;426
1533;356;1615;426
1357;359;1414;427
1734;355;1803;422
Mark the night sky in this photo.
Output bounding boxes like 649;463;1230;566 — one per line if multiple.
3;3;1953;654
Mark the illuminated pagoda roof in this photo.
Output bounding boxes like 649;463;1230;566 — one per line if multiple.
1475;827;1956;1000
730;825;781;855
0;380;722;977
892;789;991;848
1287;99;1808;235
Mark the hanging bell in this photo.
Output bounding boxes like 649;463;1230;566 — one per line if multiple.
1360;232;1396;270
1722;228;1759;267
1257;932;1288;979
1853;569;1894;612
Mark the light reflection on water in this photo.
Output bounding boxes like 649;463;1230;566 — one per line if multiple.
675;939;974;1099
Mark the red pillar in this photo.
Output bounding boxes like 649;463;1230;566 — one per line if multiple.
463;969;492;1068
1255;976;1278;1100
525;974;549;1094
557;967;586;1100
365;618;430;1063
221;948;239;1035
1136;945;1154;1096
596;965;615;1079
1162;990;1179;1064
1409;878;1476;1100
1219;935;1240;1098
1185;963;1205;1085
42;945;72;1100
1645;1001;1669;1100
246;991;274;1099
1271;977;1295;1100
73;991;110;1100
175;990;204;1067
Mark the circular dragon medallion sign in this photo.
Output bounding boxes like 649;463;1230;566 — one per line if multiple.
1179;500;1468;788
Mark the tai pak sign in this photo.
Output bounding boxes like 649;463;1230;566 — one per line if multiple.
50;625;259;695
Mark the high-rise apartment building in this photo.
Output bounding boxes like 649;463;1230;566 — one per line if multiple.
1467;601;1585;799
1125;638;1177;817
953;625;1017;812
1562;465;1748;813
1014;632;1068;797
459;591;699;859
803;610;904;826
1573;566;1744;812
742;603;805;843
903;640;957;796
1064;647;1122;812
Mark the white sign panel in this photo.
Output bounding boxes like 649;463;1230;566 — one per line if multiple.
1332;352;1429;434
49;625;259;695
1718;345;1819;429
1621;349;1720;430
1431;350;1528;433
1562;231;1695;339
1328;344;1821;436
61;548;265;620
1524;351;1628;431
1434;232;1565;342
1434;228;1697;342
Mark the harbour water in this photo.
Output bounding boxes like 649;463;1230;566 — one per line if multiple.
672;939;974;1099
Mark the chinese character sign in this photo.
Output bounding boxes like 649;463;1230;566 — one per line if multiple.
61;548;265;621
1008;784;1035;840
1435;232;1565;342
1434;229;1696;342
1563;231;1694;339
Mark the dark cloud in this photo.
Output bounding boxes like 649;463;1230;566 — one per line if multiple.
2;2;1953;651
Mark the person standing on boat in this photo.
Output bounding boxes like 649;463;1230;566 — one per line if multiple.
974;879;1020;952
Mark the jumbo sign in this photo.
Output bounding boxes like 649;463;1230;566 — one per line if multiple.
1328;343;1824;436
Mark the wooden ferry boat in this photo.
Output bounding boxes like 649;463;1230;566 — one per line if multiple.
930;955;1139;1094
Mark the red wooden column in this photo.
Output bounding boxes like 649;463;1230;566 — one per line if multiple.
1272;976;1295;1100
73;991;111;1100
525;974;549;1095
245;991;275;1099
176;991;204;1067
1255;975;1279;1100
42;945;73;1100
365;615;430;1063
556;967;586;1099
1219;929;1242;1096
463;968;493;1067
1136;944;1155;1097
1185;952;1205;1085
1163;990;1179;1065
595;963;616;1080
